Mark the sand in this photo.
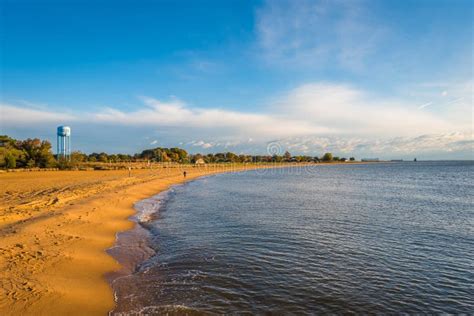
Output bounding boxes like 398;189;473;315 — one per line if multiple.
0;164;285;315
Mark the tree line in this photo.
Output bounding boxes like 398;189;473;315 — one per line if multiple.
0;135;56;168
0;135;355;169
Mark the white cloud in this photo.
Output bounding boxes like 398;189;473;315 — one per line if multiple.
189;140;214;149
1;81;471;157
87;83;461;139
0;103;76;125
91;96;327;138
278;83;457;136
276;132;473;156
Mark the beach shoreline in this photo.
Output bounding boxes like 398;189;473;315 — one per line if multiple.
0;162;379;315
1;163;318;315
106;168;275;314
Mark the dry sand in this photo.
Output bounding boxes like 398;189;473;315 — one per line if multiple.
0;164;285;315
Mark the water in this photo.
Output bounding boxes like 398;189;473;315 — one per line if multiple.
111;161;474;314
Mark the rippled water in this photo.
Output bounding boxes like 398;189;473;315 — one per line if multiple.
111;161;474;314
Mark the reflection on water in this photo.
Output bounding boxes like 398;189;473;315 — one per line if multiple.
111;161;474;314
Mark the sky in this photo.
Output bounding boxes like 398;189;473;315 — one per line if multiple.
0;0;472;159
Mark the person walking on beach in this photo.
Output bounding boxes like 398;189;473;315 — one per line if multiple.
183;171;187;178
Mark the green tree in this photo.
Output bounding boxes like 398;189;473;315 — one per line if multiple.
71;151;87;163
37;141;55;167
5;153;16;168
170;148;188;162
167;152;179;162
272;155;283;163
214;153;226;162
206;153;216;163
118;154;132;161
98;153;108;163
27;159;36;168
238;154;251;163
0;143;25;169
225;152;238;163
349;157;355;161
140;149;155;160
161;151;171;162
18;138;55;168
322;153;333;162
108;154;118;163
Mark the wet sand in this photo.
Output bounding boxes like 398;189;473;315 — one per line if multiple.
0;164;287;315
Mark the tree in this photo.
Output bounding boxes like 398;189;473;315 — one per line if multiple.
98;153;108;163
37;141;55;167
0;138;25;168
170;148;188;162
27;159;36;168
284;151;292;161
153;148;164;162
161;151;171;162
17;138;55;168
349;157;355;161
322;153;333;162
214;153;226;162
108;154;118;163
71;151;85;162
5;153;16;168
239;154;251;163
168;152;179;162
118;154;132;161
140;149;155;160
272;154;283;162
225;152;238;162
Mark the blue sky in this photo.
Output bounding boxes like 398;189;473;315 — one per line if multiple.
1;0;472;159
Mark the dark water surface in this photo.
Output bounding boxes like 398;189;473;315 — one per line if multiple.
111;161;473;314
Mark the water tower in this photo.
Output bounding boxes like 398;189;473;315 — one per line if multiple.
57;126;71;160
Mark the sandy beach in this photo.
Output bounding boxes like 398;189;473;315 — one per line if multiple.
0;164;279;315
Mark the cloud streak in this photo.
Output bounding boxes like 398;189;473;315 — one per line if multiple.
418;102;432;109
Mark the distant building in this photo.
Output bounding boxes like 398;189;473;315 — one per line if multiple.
195;158;206;165
361;158;379;162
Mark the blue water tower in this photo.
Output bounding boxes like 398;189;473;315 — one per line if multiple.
57;126;71;159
